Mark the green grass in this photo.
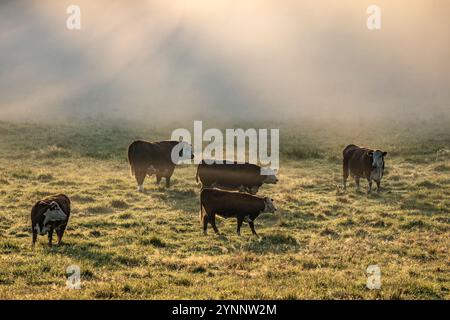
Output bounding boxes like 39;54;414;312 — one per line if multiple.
0;119;449;299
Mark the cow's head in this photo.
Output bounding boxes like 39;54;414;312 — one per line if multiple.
249;186;259;195
263;197;277;213
368;150;387;181
35;201;67;235
262;168;278;184
171;140;194;164
180;141;195;160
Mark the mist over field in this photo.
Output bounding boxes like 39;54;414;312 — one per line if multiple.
1;1;450;301
0;0;449;123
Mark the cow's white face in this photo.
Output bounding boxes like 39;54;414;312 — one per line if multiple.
262;168;278;184
40;202;67;234
263;197;277;213
369;150;387;181
172;141;194;164
371;150;385;168
180;141;194;159
264;174;278;184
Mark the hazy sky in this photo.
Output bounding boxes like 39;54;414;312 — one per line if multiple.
0;0;449;122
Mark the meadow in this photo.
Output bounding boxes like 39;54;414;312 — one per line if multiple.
0;118;449;299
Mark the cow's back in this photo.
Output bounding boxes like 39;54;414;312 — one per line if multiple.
128;140;177;168
198;161;263;188
128;140;154;166
201;188;264;217
343;145;372;178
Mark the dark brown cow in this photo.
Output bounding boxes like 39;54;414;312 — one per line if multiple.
343;144;387;193
31;194;71;247
200;188;277;236
196;160;278;194
128;140;192;191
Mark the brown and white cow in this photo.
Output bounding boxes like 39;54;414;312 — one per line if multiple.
200;188;277;236
196;160;278;194
31;194;71;247
128;140;193;191
343;144;387;193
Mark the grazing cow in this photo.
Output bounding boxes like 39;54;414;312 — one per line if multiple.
31;194;71;247
128;140;192;191
196;160;278;194
343;144;387;193
200;188;277;236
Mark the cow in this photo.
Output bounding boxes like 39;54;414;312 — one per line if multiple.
31;194;71;248
128;140;193;191
200;188;277;236
343;144;387;193
195;160;278;194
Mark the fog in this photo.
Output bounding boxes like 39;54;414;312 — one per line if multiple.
0;0;449;123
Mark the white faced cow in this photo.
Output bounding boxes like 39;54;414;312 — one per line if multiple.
343;144;387;193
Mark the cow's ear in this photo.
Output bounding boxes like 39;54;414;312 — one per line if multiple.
382;151;387;157
49;201;61;210
38;201;48;207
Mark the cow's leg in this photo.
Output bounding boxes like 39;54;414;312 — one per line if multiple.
165;167;175;188
354;177;360;191
367;179;373;193
56;225;66;245
343;159;349;190
32;230;37;248
165;176;171;188
236;216;244;235
202;214;208;235
135;168;146;192
155;175;162;185
248;221;258;236
47;229;54;247
210;214;220;234
376;180;381;192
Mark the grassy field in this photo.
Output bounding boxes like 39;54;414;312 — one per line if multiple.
0;119;449;299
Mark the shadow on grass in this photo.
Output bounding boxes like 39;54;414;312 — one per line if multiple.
47;242;118;267
400;197;446;215
243;234;299;253
148;185;199;214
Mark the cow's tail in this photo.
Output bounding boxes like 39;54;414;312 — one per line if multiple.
128;143;135;177
195;165;199;183
199;196;203;224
